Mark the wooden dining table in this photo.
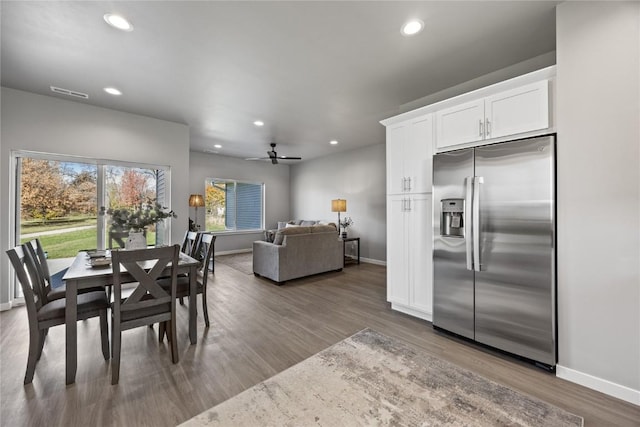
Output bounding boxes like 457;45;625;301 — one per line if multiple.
62;249;200;384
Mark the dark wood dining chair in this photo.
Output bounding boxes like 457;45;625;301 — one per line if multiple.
158;233;215;330
24;239;100;301
110;245;180;385
176;231;201;305
181;231;201;259
6;245;110;384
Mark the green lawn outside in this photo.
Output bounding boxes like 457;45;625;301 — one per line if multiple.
20;228;157;259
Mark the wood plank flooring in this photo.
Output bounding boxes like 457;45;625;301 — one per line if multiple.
1;262;638;426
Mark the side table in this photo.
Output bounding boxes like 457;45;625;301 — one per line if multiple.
341;237;360;267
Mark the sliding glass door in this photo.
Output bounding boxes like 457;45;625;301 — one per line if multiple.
13;152;169;297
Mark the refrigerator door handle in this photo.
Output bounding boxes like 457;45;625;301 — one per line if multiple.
465;176;473;271
473;176;484;271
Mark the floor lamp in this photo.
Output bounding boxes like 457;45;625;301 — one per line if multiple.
331;199;347;236
189;194;205;230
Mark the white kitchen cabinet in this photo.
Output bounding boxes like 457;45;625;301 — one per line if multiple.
386;114;433;195
386;194;433;321
485;80;549;139
435;99;485;149
436;80;549;149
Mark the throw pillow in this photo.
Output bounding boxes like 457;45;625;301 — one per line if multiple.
285;223;300;228
277;221;288;230
264;230;275;243
300;220;317;226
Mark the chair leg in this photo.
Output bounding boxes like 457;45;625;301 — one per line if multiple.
169;319;179;364
111;328;121;385
100;311;110;360
24;326;41;384
36;329;46;360
202;293;210;328
179;297;184;306
158;322;166;343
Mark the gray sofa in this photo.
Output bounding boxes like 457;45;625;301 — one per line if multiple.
253;224;343;284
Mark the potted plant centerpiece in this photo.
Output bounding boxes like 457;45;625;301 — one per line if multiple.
340;216;354;238
100;199;177;249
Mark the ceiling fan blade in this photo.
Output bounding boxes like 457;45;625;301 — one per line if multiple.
276;156;302;160
244;157;271;161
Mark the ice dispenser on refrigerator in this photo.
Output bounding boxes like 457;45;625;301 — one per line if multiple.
441;199;464;238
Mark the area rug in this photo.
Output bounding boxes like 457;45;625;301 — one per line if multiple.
214;252;253;275
181;329;583;426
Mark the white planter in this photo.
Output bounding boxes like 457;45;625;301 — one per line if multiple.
125;231;147;250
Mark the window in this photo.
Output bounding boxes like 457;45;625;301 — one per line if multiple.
14;153;170;258
205;179;264;232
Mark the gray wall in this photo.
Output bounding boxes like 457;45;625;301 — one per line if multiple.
290;143;386;263
556;2;640;400
0;87;190;308
189;152;290;253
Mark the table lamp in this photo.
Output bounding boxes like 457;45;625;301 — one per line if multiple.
189;194;205;229
331;199;347;235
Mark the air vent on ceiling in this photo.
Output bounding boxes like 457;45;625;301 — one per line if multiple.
50;86;89;99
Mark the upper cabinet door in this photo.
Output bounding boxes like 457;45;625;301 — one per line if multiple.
485;80;549;140
386;123;407;194
405;115;433;193
436;99;485;149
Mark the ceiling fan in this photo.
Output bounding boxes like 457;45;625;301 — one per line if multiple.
245;143;302;165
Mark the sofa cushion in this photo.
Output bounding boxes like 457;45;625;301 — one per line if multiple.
311;224;337;233
273;226;312;245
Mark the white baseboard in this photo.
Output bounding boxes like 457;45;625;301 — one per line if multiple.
361;257;386;266
556;364;640;406
214;249;252;256
0;301;14;311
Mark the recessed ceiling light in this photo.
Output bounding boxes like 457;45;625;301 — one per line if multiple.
214;144;222;149
253;120;264;127
401;19;424;36
104;13;134;32
330;140;339;145
104;87;122;96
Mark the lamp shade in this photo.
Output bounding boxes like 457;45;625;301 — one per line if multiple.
331;199;347;212
188;194;205;207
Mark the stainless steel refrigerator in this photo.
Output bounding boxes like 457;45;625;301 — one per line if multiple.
433;135;556;368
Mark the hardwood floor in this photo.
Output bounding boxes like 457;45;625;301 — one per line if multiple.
1;262;638;426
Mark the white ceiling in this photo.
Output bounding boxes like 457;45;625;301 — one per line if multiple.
0;1;558;162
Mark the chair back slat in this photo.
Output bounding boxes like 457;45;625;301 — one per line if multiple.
24;239;52;294
21;244;50;306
